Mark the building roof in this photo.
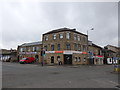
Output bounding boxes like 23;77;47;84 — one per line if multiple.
89;43;103;49
105;45;119;49
43;27;88;36
20;41;42;47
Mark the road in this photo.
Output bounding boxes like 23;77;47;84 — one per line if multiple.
2;62;119;88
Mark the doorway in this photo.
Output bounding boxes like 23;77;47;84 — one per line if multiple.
35;55;39;62
64;55;72;64
51;56;54;63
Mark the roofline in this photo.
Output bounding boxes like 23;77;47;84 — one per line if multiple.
19;41;42;47
43;28;88;37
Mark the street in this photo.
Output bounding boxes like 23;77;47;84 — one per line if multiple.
2;62;119;88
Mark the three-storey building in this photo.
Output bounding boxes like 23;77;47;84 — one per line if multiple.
42;28;88;65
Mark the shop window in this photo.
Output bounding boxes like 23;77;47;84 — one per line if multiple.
74;57;77;62
78;57;81;62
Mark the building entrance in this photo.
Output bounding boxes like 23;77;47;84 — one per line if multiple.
35;55;39;62
51;56;54;63
64;55;72;64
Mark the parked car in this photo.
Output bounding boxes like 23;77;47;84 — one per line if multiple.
19;57;35;64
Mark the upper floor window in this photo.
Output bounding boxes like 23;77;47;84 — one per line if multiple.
57;44;60;50
77;36;80;41
66;43;71;50
44;45;47;51
83;45;86;51
44;35;48;41
51;45;54;51
83;37;86;42
33;47;36;52
66;32;70;39
20;48;23;52
74;34;77;40
28;47;31;52
53;34;56;40
36;47;39;51
74;44;78;50
59;33;63;39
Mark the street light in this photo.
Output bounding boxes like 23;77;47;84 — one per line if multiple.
87;28;94;64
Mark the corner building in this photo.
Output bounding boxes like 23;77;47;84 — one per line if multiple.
42;28;88;65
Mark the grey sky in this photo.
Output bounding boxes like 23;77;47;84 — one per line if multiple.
1;2;118;49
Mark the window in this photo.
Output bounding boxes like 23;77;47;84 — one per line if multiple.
74;44;78;50
66;44;71;50
28;47;31;52
78;44;81;51
20;48;23;52
59;33;63;39
74;57;77;62
57;56;60;61
44;46;47;51
53;34;56;40
66;32;70;39
74;34;77;40
45;36;48;41
83;37;86;42
78;57;81;62
33;47;36;51
78;36;80;41
51;45;54;51
36;47;39;51
83;45;86;51
57;44;60;50
22;48;25;52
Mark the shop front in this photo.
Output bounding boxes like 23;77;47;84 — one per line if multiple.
93;55;104;65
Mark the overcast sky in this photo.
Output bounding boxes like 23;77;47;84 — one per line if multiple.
0;2;118;50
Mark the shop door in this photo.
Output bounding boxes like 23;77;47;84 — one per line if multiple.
51;56;54;63
64;55;72;64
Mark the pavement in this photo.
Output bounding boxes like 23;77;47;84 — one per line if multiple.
2;62;119;88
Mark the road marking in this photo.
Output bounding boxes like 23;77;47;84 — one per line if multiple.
109;81;118;85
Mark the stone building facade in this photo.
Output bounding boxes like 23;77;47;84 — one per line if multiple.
42;28;88;65
88;41;104;65
0;49;17;62
17;41;42;63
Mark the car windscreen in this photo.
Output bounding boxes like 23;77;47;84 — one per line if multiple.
22;58;27;60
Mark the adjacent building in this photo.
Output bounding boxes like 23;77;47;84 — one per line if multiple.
103;45;120;64
17;41;42;63
0;49;17;62
88;41;104;65
42;28;88;65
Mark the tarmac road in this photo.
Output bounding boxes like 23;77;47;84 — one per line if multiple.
2;62;119;88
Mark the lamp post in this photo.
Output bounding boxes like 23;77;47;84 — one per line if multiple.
87;28;94;64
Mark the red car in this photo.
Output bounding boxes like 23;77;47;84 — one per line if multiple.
19;57;35;64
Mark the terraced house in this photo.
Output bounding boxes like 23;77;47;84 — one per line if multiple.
42;28;88;65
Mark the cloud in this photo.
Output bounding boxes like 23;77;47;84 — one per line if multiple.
1;2;118;49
